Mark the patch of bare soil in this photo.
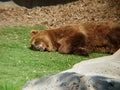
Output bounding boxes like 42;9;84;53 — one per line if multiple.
0;0;120;28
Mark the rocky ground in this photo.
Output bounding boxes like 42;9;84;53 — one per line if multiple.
0;0;120;28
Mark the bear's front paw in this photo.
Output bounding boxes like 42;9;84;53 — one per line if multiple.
73;47;89;56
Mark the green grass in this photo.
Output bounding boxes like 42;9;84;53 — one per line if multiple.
0;26;109;90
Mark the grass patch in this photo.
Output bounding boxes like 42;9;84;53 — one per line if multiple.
0;26;109;90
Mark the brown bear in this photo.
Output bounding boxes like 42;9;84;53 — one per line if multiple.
30;22;120;56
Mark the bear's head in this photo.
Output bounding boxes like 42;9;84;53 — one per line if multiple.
30;30;57;52
30;30;48;51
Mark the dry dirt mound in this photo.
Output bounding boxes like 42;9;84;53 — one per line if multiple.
0;0;120;28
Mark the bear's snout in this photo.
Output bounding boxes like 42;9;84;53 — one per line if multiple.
30;45;44;51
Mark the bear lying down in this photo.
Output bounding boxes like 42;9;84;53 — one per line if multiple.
30;22;120;56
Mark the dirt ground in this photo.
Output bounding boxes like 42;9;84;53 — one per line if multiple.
0;0;120;28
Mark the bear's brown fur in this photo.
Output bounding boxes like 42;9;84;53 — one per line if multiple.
30;22;120;56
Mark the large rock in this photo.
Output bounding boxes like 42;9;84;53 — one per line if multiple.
22;49;120;90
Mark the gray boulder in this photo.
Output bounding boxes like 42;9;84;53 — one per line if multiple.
22;49;120;90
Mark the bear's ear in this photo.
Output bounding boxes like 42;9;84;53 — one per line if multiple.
31;30;39;36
